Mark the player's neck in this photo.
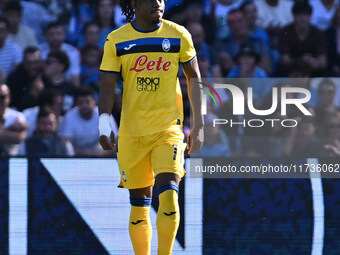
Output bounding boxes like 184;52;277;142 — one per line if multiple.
132;19;161;32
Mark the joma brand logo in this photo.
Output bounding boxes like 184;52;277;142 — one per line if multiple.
130;55;171;72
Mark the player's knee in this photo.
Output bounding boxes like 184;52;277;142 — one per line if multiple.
156;173;180;189
157;184;179;220
129;185;153;198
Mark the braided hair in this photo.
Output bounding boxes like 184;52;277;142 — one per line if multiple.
120;0;135;22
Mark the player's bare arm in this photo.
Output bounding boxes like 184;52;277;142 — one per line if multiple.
98;72;118;150
182;57;204;154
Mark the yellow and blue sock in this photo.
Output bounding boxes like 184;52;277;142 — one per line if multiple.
156;184;180;255
129;197;152;255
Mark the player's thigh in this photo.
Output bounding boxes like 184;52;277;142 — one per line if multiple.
151;129;186;179
129;186;153;198
117;136;154;189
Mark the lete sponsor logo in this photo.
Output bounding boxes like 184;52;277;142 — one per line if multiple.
129;55;171;72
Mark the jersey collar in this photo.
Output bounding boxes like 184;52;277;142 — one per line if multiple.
131;20;162;33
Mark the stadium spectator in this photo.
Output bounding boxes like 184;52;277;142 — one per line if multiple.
163;4;185;25
314;78;339;127
0;68;4;83
20;0;56;43
183;23;205;50
23;88;64;138
286;71;320;108
209;0;240;40
326;5;340;76
197;53;213;78
6;46;44;111
318;111;340;156
193;113;231;157
67;0;96;46
240;0;270;48
240;0;281;73
94;0;117;48
255;0;294;30
215;9;271;76
183;0;216;45
78;22;102;49
81;44;101;93
3;1;38;50
227;44;267;78
265;110;291;157
18;107;74;156
39;21;81;86
281;110;323;157
59;87;118;156
186;22;221;77
0;0;6;12
0;16;22;79
279;1;327;76
0;113;8;156
310;0;338;31
33;0;72;25
0;83;27;156
41;50;77;112
215;79;249;155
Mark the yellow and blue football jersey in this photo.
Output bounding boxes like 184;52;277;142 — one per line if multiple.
100;19;196;137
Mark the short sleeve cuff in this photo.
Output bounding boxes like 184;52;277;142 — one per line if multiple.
180;55;196;64
99;70;121;74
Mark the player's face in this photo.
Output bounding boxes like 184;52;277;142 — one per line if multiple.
134;0;165;25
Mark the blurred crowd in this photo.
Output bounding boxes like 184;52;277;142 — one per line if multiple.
0;0;339;157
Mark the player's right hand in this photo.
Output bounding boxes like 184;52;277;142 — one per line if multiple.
99;131;116;150
187;126;204;154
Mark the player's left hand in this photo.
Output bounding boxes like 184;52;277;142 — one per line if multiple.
99;131;116;151
187;126;204;154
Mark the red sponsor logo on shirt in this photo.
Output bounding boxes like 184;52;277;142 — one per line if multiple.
129;55;171;72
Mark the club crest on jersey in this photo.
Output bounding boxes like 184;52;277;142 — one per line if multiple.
162;39;171;52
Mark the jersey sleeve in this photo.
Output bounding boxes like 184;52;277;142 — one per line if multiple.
100;35;121;73
179;27;196;64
